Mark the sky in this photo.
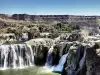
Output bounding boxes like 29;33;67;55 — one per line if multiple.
0;0;100;15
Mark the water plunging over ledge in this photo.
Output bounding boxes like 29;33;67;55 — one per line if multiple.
0;38;54;70
0;44;34;70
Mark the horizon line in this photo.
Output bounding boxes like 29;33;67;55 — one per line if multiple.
0;13;100;16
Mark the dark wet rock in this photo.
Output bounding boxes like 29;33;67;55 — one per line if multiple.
62;45;87;75
62;43;73;55
61;43;100;75
76;46;87;75
62;47;77;75
45;45;60;67
32;45;49;66
86;45;100;75
52;45;60;65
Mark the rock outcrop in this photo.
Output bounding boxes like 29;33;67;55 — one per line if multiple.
86;44;100;75
32;45;48;66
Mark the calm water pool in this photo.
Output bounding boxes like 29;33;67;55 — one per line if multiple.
0;66;60;75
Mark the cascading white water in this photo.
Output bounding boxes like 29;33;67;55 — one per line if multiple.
45;45;54;67
27;44;34;66
0;38;55;70
52;53;69;72
0;44;34;69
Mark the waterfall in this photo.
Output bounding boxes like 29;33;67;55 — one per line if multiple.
0;37;95;75
45;45;54;67
27;44;34;66
0;44;34;69
52;53;69;72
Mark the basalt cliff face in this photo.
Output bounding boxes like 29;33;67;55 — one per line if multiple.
11;14;100;28
0;14;100;28
11;14;100;21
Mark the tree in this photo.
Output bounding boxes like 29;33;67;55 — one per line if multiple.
39;26;43;32
57;23;62;29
